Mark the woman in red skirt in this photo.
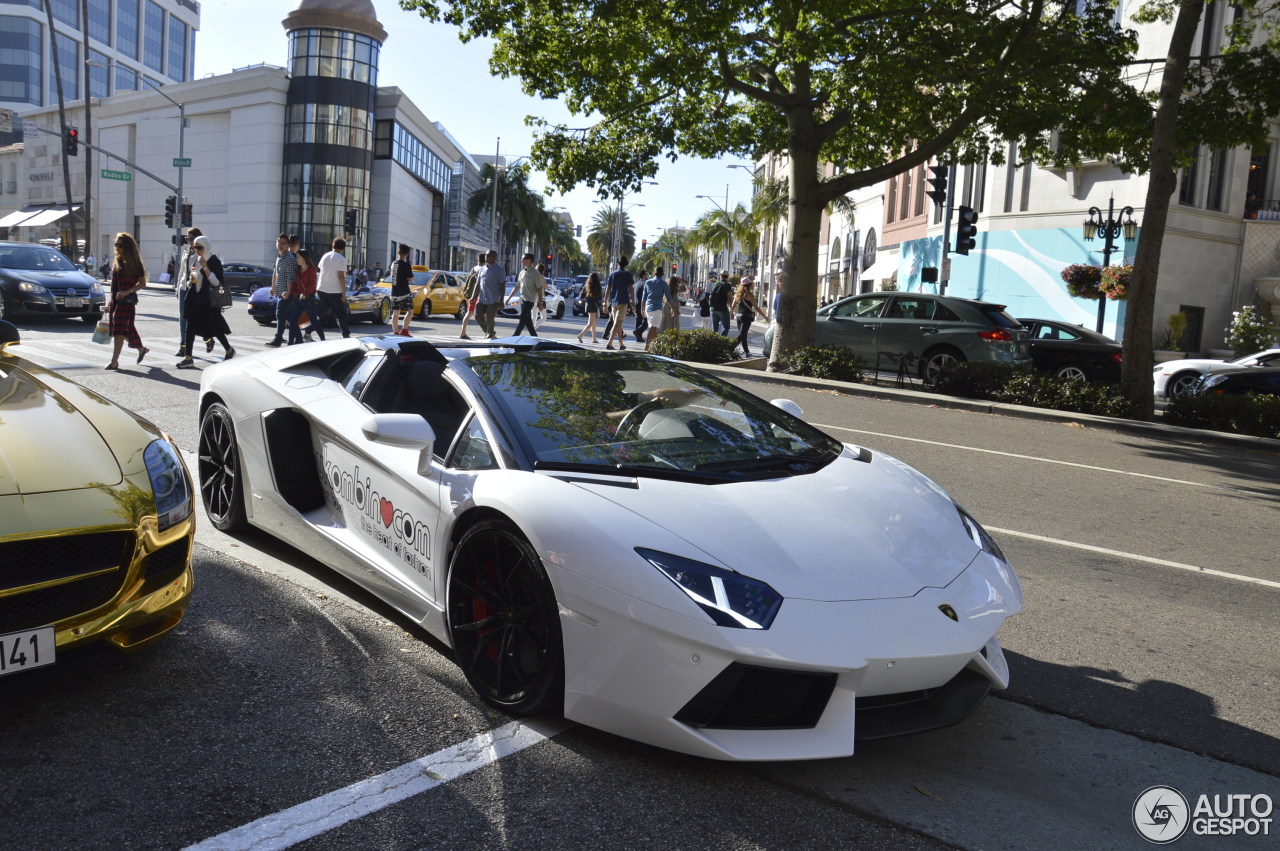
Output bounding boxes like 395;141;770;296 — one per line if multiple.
105;232;149;370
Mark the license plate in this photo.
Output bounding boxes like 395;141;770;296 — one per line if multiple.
64;297;84;309
0;626;55;676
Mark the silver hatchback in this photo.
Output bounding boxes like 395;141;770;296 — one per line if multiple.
766;292;1031;381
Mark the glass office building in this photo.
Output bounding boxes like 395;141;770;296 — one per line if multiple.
0;0;196;112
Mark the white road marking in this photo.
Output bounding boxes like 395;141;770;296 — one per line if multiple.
988;526;1280;590
820;424;1260;494
184;719;568;851
818;423;1280;590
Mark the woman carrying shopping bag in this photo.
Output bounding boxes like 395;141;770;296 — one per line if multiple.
104;233;150;370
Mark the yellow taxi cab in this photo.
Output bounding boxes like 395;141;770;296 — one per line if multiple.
408;267;467;319
0;320;195;681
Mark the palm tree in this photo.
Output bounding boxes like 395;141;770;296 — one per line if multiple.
467;163;555;263
687;203;757;273
585;206;636;268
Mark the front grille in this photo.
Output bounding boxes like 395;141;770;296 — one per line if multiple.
675;663;836;730
0;532;133;631
139;538;190;594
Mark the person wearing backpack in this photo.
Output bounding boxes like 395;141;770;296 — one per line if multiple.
696;279;712;329
709;270;733;336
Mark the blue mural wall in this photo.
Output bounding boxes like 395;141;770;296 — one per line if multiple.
896;227;1140;340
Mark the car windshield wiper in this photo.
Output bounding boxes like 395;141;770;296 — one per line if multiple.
694;449;838;473
533;460;735;483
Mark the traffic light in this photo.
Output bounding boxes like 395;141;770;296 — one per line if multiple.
181;203;192;228
164;195;177;228
344;208;357;233
63;127;78;156
545;253;552;264
642;239;647;250
955;206;979;255
925;165;948;206
672;262;678;273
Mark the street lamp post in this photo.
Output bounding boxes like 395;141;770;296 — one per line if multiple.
696;192;730;272
1082;195;1138;334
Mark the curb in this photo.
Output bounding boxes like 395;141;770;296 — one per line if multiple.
694;361;1280;454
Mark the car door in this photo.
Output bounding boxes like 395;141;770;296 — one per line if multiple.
874;295;947;367
815;294;890;362
306;357;469;619
430;273;462;314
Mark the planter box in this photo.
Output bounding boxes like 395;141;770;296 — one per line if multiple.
1153;350;1186;363
1208;349;1234;360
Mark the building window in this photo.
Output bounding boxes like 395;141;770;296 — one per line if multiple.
167;15;185;81
88;0;111;45
1004;142;1017;213
288;27;379;86
114;63;137;91
886;175;897;223
1178;305;1204;352
115;0;138;60
88;48;110;97
900;168;911;220
141;0;163;73
374;120;451;194
286;102;373;149
49;31;78;100
0;15;42;106
913;165;925;217
1205;148;1227;211
50;0;77;27
1178;148;1200;206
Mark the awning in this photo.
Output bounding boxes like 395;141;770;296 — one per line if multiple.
0;206;44;228
18;205;80;228
859;254;898;282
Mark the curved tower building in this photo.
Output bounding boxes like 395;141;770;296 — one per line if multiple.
281;0;386;261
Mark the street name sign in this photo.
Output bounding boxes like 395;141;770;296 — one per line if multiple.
101;169;132;181
173;157;191;168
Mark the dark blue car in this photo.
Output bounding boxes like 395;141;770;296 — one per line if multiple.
247;274;391;326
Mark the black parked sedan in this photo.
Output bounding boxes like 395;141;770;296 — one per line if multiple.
1017;318;1123;383
221;262;274;295
1194;366;1280;396
0;241;106;323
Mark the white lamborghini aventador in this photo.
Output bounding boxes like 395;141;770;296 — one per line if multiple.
197;335;1022;760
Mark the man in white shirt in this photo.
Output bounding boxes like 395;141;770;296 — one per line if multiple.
317;238;350;338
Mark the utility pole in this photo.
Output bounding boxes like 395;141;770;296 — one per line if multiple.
42;0;77;258
80;0;92;264
489;136;499;250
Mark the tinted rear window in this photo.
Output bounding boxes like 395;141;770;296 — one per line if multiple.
978;306;1022;329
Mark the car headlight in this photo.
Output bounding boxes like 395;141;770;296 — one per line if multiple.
956;505;1006;563
18;281;50;296
144;439;193;530
90;282;104;297
1200;374;1226;391
636;548;782;629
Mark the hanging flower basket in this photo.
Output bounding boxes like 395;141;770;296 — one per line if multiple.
1099;264;1132;301
1060;264;1103;300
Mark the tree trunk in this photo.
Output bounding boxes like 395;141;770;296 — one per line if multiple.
766;139;823;370
1122;0;1204;419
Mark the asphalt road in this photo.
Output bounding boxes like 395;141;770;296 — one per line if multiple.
2;287;1277;850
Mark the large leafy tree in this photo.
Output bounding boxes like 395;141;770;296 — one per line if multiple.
403;0;1141;369
1113;0;1280;418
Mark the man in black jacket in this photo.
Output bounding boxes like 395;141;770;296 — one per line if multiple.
709;270;733;336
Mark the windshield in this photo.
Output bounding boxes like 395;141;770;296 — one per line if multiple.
0;247;78;272
468;352;843;480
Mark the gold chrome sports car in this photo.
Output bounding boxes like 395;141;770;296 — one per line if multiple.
0;320;194;679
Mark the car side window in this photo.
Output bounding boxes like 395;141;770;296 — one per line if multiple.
344;352;391;403
1255;353;1280;366
450;415;500;471
833;296;888;319
932;302;961;322
886;298;933;320
1035;325;1059;340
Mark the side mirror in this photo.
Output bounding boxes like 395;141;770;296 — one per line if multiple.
361;414;436;475
770;398;804;418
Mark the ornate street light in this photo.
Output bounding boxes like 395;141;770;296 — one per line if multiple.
1082;195;1138;334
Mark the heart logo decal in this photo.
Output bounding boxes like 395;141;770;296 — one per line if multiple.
380;497;394;528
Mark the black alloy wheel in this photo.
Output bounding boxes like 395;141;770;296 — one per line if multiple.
418;299;432;318
447;519;563;715
198;402;248;532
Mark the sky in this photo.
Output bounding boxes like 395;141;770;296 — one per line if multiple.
191;0;756;250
